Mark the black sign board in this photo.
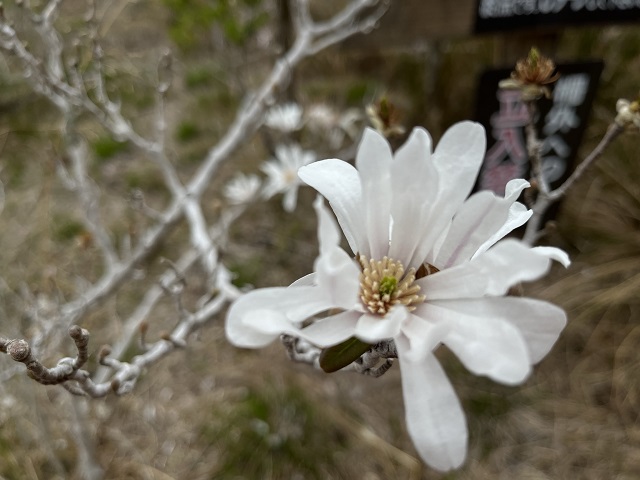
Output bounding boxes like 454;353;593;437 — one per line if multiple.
475;0;640;33
474;61;604;198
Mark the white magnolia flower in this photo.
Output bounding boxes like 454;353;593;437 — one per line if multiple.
264;103;304;132
223;173;261;205
261;144;316;212
227;122;569;471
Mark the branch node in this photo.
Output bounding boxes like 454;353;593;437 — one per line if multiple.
160;331;186;348
138;321;149;351
98;345;111;363
7;339;31;362
111;378;121;393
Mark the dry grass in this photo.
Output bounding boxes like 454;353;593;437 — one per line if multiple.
2;2;640;479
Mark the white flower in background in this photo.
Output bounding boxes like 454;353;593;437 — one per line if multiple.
306;103;337;130
227;122;569;471
338;108;363;139
261;144;316;212
223;173;261;205
306;103;363;149
264;103;303;132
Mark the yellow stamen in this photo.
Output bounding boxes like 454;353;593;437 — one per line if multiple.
358;255;426;315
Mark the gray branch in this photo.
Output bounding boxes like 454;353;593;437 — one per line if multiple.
2;325;90;386
522;120;625;245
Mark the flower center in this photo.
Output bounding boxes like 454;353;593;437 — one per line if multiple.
284;169;297;185
358;255;426;315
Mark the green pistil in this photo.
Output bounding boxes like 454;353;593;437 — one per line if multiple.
379;276;397;297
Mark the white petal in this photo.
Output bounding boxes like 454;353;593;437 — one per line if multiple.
431;121;486;210
388;127;438;266
299;159;365;255
472;179;532;257
397;345;468;472
282;186;298;212
434;121;487;166
315;195;341;255
424;301;532;384
398;313;450;363
299;310;361;347
473;201;532;258
243;309;360;348
314;247;360;310
434;191;511;268
226;312;279;348
435;180;532;268
225;288;299;348
226;286;329;348
261;161;286;198
354;307;406;343
531;246;571;268
313;196;361;308
356;128;393;259
420;239;556;300
290;273;316;287
410;122;487;267
509;300;567;363
243;308;298;336
432;296;566;363
503;178;529;200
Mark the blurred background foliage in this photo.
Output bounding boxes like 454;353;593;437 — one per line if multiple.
1;1;640;479
162;0;269;50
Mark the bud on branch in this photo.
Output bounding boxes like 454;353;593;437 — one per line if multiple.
1;325;90;386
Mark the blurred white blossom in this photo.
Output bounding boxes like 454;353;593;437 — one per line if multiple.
227;122;569;471
306;103;337;130
337;108;363;143
306;103;362;148
224;173;261;205
261;144;315;212
264;103;303;132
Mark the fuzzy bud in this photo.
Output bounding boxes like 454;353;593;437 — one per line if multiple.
7;339;30;362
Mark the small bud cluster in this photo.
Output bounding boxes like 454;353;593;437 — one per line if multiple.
499;47;560;101
366;95;406;138
615;96;640;130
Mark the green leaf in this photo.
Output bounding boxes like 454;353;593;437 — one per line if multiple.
319;337;372;373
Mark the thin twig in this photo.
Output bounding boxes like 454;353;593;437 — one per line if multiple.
523;121;625;245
